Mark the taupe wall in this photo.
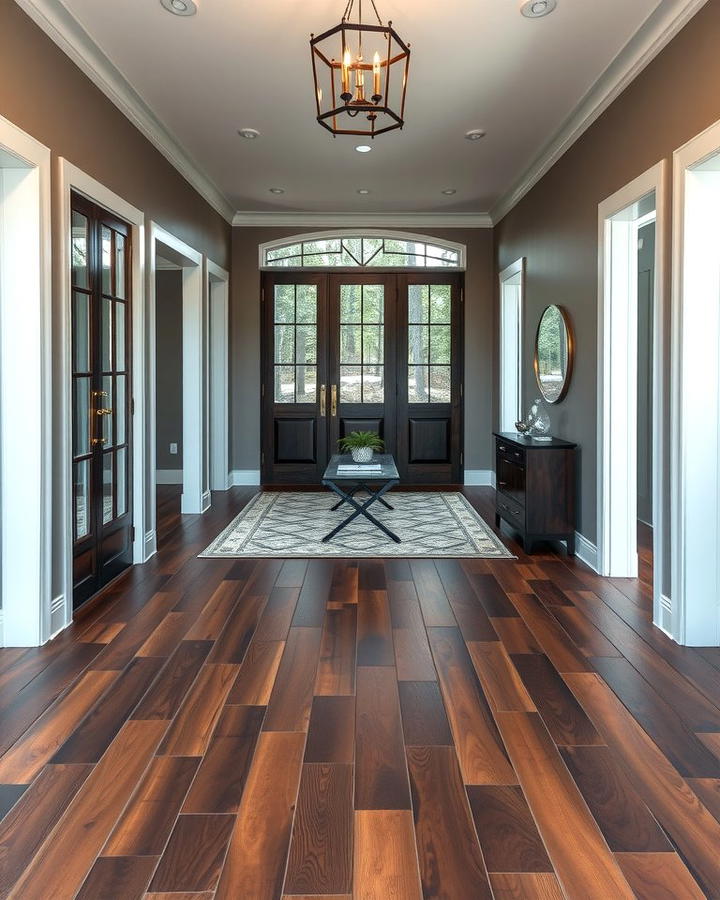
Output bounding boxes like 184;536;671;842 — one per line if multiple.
155;271;184;471
231;227;494;473
495;0;720;549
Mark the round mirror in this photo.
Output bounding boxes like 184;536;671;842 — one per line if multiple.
534;305;573;404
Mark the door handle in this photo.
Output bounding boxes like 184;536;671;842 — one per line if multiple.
92;437;106;446
331;384;337;417
320;385;326;417
96;408;113;416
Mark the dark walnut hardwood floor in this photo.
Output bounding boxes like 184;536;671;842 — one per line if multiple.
1;486;720;898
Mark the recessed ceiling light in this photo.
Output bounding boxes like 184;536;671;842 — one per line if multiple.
269;188;285;194
465;129;486;142
521;0;557;18
238;128;260;140
442;189;457;195
357;188;371;195
355;145;372;153
160;0;197;16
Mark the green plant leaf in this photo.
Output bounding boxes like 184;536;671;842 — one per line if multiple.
338;430;385;452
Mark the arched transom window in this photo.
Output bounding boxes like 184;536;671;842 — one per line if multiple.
260;231;465;270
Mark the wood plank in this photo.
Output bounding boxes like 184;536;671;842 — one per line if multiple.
591;656;720;777
357;590;394;666
182;705;265;814
466;785;553;873
330;559;359;604
90;592;178;669
104;756;200;856
355;666;411;810
467;572;520;618
276;558;309;588
135;611;192;657
409;559;455;627
565;672;720;896
148;814;235;893
253;586;300;641
9;720;167;900
511;654;603;746
406;746;492;898
427;627;516;785
0;669;117;783
75;856;157;900
697;731;720;760
547;601;621;657
495;711;633;899
390;588;436;681
508;592;592;673
263;627;323;732
398;681;453;746
315;605;357;695
483;560;532;596
468;642;536;712
687;778;720;822
292;559;335;627
77;621;125;644
184;579;244;640
158;663;239;756
207;591;268;664
615;852;705;899
226;640;284;705
489;873;564;899
146;894;213;900
358;560;386;591
305;695;355;764
215;731;305;900
528;579;573;607
354;809;422;900
131;640;212;720
490;616;544;655
559;746;673;851
0;785;26;822
0;764;92;894
435;560;498;640
284;763;353;895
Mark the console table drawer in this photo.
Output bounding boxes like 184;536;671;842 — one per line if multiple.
496;494;525;528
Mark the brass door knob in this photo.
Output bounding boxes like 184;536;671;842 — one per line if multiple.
96;408;113;416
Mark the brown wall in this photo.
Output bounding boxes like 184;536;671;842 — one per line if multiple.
495;0;720;550
231;227;495;472
0;0;230;267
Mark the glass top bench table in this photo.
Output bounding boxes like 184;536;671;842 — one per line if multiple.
321;453;401;544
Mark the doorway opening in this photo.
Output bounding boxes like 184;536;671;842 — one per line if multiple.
597;162;666;630
499;258;524;433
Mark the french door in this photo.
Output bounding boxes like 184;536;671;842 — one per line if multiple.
71;193;133;609
261;271;463;485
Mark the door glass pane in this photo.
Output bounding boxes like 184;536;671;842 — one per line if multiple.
74;460;90;539
101;226;112;295
363;366;384;403
72;212;89;289
340;365;361;402
273;284;318;405
274;285;295;322
116;447;127;517
362;285;384;323
408;325;429;365
73;292;91;373
115;233;126;299
102;375;114;447
408;285;429;323
363;325;384;365
115;302;126;370
409;366;429;403
430;366;451;402
296;285;317;323
408;284;452;403
340;325;362;364
274;366;295;403
295;325;316;364
430;325;451;364
102;297;113;371
340;285;361;322
296;366;317;404
116;375;126;445
275;325;294;363
339;284;384;403
74;377;91;456
430;284;452;323
103;453;114;523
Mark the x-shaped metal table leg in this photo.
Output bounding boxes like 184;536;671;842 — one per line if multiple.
322;478;401;543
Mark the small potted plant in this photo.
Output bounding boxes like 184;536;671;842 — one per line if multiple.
338;430;385;463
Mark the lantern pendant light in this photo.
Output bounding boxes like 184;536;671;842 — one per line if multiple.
310;0;410;138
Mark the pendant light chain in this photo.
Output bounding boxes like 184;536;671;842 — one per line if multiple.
342;0;384;26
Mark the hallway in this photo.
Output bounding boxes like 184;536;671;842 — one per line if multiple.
0;488;719;898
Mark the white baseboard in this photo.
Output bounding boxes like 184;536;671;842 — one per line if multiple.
464;469;496;487
575;532;599;572
156;468;183;485
202;490;211;512
50;594;66;639
144;529;157;562
657;593;673;636
229;469;261;486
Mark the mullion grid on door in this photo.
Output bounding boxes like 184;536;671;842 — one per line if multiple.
408;284;452;403
274;284;318;404
339;283;384;403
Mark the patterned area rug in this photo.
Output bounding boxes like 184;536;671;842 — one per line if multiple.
200;491;514;559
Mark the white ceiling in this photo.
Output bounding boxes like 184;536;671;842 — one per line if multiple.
54;0;696;216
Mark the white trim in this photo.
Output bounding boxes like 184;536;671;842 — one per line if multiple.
149;223;207;516
156;468;183;484
464;470;496;487
0;116;52;647
144;529;157;560
498;259;525;433
574;533;599;573
58;160;147;631
671;118;720;646
15;0;234;223
229;469;261;486
491;0;709;224
597;162;666;636
208;260;230;492
236;212;492;230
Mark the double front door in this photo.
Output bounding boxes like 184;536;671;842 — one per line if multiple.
262;272;463;485
71;193;133;609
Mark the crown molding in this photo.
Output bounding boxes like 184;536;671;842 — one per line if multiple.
15;0;235;223
490;0;710;224
232;211;493;228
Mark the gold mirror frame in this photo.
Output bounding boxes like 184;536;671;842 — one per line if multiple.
533;304;574;404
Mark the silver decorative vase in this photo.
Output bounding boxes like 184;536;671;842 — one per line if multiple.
351;447;374;463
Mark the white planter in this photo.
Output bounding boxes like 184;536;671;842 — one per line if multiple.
351;447;374;463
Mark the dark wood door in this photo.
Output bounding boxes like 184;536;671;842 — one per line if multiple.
261;273;329;484
328;273;397;462
396;273;463;483
71;193;133;609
